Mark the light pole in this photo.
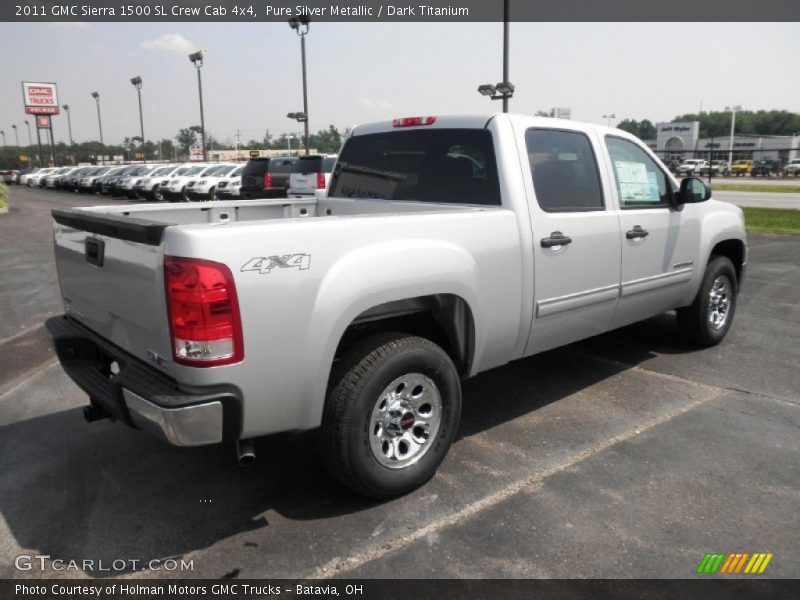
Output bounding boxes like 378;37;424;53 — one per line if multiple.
62;104;74;164
91;91;104;147
603;113;616;127
12;124;19;146
0;130;5;146
725;105;742;168
24;120;38;166
477;0;513;112
130;76;146;163
287;134;293;155
189;125;204;159
288;15;311;155
287;112;307;153
189;50;207;161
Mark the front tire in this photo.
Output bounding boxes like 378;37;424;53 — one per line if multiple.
676;256;738;347
322;333;462;499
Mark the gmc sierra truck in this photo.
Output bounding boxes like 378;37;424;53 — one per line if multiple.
47;114;747;498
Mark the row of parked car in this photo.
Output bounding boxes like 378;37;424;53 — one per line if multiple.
662;158;800;178
9;153;338;201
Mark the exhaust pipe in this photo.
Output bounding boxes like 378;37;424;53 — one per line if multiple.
236;438;256;467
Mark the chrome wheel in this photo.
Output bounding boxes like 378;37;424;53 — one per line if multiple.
707;275;733;330
369;373;442;469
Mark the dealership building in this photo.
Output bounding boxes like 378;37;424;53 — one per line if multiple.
644;122;800;163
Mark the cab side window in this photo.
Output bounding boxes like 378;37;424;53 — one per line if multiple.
526;129;605;212
605;136;672;209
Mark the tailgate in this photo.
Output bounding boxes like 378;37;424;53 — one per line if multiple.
52;208;175;377
289;173;315;194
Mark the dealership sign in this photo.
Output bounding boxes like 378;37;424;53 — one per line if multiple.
189;145;204;161
22;82;60;115
36;115;51;129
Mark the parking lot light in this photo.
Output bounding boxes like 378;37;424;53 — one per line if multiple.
91;91;104;147
603;113;617;127
189;50;207;162
130;76;146;163
0;130;5;147
62;105;74;164
477;82;515;106
288;15;311;155
11;124;19;146
494;82;515;96
725;105;742;169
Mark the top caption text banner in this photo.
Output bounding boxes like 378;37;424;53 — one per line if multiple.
4;0;800;22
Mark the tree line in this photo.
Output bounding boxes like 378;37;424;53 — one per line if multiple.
617;110;800;140
0;125;344;169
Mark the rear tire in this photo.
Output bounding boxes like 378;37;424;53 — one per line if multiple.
676;256;738;347
322;333;462;499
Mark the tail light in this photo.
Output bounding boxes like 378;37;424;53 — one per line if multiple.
316;172;326;189
164;256;243;367
264;171;273;189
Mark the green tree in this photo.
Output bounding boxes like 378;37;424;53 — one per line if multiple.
671;110;800;137
175;128;198;153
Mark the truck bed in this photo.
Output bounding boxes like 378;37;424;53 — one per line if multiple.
54;197;483;236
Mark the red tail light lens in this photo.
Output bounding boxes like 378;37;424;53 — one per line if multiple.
264;171;273;189
316;172;326;189
164;256;243;367
392;116;436;128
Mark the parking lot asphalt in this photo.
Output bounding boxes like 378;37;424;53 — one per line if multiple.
0;185;798;580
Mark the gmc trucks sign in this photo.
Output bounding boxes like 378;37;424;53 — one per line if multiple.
21;81;60;115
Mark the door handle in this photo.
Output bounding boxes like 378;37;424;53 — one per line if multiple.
626;225;649;239
540;231;573;248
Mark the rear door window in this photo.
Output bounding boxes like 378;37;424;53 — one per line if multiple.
526;128;604;212
268;159;296;174
328;129;500;205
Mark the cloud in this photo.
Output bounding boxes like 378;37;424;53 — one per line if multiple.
361;98;395;111
141;33;195;54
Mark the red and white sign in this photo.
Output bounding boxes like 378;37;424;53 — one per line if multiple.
36;115;51;129
189;145;204;162
22;82;60;115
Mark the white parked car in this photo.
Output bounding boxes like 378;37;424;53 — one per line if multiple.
117;166;155;199
19;168;41;186
134;164;188;201
160;164;223;202
27;168;55;187
288;154;337;197
676;159;707;177
214;165;245;200
785;159;800;177
184;163;238;201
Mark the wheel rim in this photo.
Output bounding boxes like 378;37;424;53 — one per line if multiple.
369;373;442;470
153;185;163;201
708;275;733;330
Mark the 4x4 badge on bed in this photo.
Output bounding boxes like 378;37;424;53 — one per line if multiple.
241;253;311;275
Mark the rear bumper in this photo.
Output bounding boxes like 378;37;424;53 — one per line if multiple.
46;316;240;446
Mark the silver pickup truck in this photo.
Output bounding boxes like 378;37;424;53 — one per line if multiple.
47;114;746;498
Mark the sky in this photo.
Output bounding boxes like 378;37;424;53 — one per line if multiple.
1;22;798;147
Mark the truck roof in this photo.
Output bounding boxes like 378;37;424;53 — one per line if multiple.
350;113;622;138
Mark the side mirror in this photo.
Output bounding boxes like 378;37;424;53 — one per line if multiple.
675;177;711;207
